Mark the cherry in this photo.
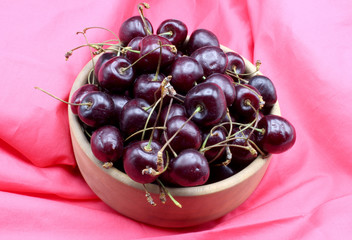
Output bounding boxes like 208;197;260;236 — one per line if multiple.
248;75;277;109
159;103;186;125
97;56;135;93
169;56;204;94
207;164;237;184
157;19;188;48
109;94;130;124
255;115;296;154
205;73;236;106
191;46;228;77
90;125;124;165
162;115;202;154
119;98;157;138
230;84;264;122
184;82;227;127
123;140;165;184
136;35;176;73
228;127;258;168
94;51;118;78
70;84;99;114
163;149;210;187
226;51;246;76
133;73;166;105
186;29;220;54
78;91;115;128
119;16;153;46
201;127;227;163
125;36;143;64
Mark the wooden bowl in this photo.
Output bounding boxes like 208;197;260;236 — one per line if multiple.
68;45;281;228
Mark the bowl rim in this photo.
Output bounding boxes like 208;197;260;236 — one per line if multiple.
68;44;281;197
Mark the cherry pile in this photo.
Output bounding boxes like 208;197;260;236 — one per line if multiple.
66;3;296;207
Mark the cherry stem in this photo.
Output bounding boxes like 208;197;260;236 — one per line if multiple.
158;31;173;37
138;2;153;35
143;184;156;206
76;31;96;84
143;98;162;149
81;26;120;43
156;179;182;208
152;40;163;81
34;87;92;107
125;126;166;142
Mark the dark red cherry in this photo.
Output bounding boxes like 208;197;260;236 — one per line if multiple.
256;115;296;154
207;164;237;184
230;84;264;122
163;115;202;154
133;73;166;105
159;103;186;125
157;19;188;47
163;149;210;187
205;73;236;106
109;94;130;124
248;75;277;109
119;16;153;46
78;91;115;128
184;82;227;127
119;98;157;138
186;29;220;54
70;84;99;114
123;140;165;184
137;35;176;72
202;127;227;163
169;56;204;94
125;36;142;64
90;125;124;163
94;51;118;78
229;127;258;168
226;52;246;75
97;56;135;93
191;46;228;77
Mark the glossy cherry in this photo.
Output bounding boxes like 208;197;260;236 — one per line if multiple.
184;82;227;127
70;84;99;114
256;115;296;154
205;73;236;106
94;51;118;78
123;140;165;184
119;98;157;138
230;84;264;122
78;91;115;128
186;29;219;54
163;149;210;187
248;75;277;109
191;46;228;77
157;19;188;47
201;127;227;163
109;94;130;124
125;36;143;64
136;35;176;73
119;16;153;46
159;103;186;125
90;125;124;163
226;51;246;76
162;115;202;154
97;56;135;93
169;56;204;94
133;73;166;105
207;164;237;184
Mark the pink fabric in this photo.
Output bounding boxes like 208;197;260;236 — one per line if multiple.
1;0;351;239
